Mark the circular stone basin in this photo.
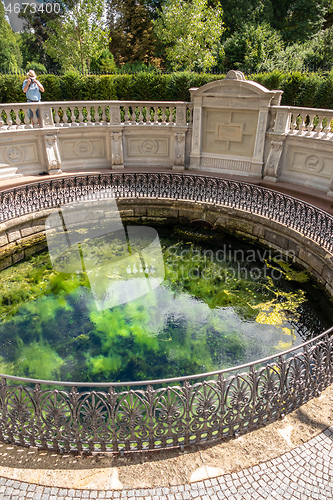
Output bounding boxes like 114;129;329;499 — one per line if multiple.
0;223;331;383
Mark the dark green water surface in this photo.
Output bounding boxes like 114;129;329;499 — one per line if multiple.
0;225;332;383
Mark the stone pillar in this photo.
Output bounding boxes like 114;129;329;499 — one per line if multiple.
189;100;202;169
274;109;292;134
44;134;62;174
40;107;54;128
110;105;121;126
252;110;269;175
173;132;186;170
111;131;124;169
176;104;187;126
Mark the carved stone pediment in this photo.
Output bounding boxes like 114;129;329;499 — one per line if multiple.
189;74;283;176
190;78;283;103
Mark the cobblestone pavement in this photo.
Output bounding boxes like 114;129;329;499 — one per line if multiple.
0;426;332;500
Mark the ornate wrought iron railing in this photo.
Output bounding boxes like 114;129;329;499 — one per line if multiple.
0;172;333;453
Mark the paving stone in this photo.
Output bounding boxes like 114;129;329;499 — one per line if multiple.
1;419;333;500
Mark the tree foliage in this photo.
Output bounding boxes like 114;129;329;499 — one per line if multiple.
18;1;64;71
107;0;157;66
265;0;329;42
219;0;329;42
223;23;284;73
44;0;108;72
0;2;22;72
154;0;224;71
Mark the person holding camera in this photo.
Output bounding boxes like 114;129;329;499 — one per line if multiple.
22;69;45;125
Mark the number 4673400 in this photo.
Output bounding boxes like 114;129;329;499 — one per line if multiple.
5;2;61;14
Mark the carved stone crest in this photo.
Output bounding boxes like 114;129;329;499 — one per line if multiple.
75;140;93;157
140;140;158;155
6;146;24;163
304;154;322;173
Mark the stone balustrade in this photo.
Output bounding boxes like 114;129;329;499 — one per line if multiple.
265;105;333;195
1;71;333;197
270;105;333;138
0;100;192;177
0;101;192;129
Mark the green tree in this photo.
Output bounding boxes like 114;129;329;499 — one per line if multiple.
154;0;224;71
18;1;65;72
90;49;117;73
324;0;333;28
0;2;22;72
262;0;329;42
303;26;333;70
218;0;264;37
223;23;284;73
107;0;157;66
45;0;108;72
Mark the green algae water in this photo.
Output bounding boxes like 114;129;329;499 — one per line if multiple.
0;224;331;383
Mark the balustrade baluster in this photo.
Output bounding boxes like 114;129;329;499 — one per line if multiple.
138;106;144;124
306;114;316;134
170;106;176;125
22;107;31;128
86;107;92;126
161;107;167;125
0;110;5;130
9;108;19;129
131;107;137;125
315;114;324;136
14;108;23;129
290;114;298;132
124;106;130;125
54;107;61;127
99;106;107;125
298;114;306;134
31;108;39;128
323;116;331;138
78;106;85;126
146;106;152;125
70;107;77;126
63;107;69;127
153;107;159;124
6;110;13;128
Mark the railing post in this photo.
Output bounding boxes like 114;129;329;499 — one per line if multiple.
273;109;291;134
176;104;187;126
40;105;55;128
109;104;121;126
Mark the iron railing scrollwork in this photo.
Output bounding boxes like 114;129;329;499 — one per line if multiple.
0;172;333;453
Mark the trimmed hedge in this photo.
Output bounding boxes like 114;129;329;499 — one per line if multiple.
250;70;333;108
1;70;333;109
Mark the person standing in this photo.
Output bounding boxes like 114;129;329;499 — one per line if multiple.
22;70;45;125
